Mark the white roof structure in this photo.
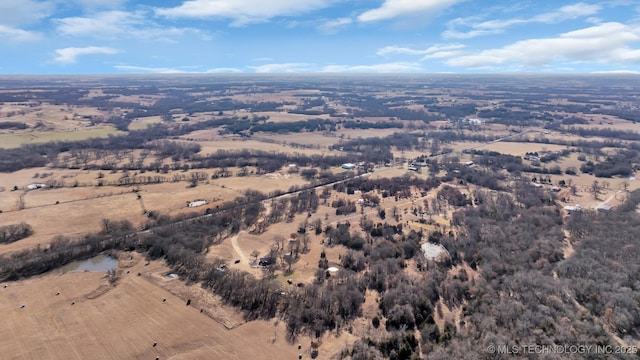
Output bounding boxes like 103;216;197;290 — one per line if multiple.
421;243;447;260
564;204;582;212
188;200;207;208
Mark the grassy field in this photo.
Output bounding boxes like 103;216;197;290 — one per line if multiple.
127;116;163;130
0;167;311;253
479;141;568;155
0;254;307;360
0;127;125;149
195;138;332;156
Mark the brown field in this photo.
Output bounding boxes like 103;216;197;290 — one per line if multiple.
479;141;568;155
255;132;341;148
0;127;125;149
195;138;332;156
0;169;313;253
252;111;331;122
0;189;144;252
334;127;403;140
0;253;310;360
0;104;105;131
128;116;163;130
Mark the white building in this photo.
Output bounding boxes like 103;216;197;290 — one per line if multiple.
564;204;582;214
187;200;207;208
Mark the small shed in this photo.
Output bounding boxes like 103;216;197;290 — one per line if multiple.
187;200;207;208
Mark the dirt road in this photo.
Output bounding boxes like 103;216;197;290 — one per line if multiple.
230;232;250;265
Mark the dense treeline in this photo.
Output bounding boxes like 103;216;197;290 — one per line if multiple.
579;150;638;178
477;108;544;126
341;175;440;199
558;190;640;339
341;95;440;121
250;118;335;134
0;223;34;244
0;121;28;129
564;126;640;141
0;147;49;172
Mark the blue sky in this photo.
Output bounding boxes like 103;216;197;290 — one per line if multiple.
1;0;640;74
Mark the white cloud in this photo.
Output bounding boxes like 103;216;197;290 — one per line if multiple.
56;10;202;41
114;65;189;73
205;67;243;73
0;25;40;42
377;44;465;62
591;70;640;74
155;0;339;26
358;0;460;23
321;62;422;73
532;3;601;23
114;65;244;73
54;46;118;64
377;44;464;56
318;17;352;34
248;63;315;73
446;22;640;68
0;0;54;26
57;11;140;37
444;2;602;39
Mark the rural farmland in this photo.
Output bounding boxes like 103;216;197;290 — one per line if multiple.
1;74;639;359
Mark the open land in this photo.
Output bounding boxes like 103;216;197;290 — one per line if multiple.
0;75;639;359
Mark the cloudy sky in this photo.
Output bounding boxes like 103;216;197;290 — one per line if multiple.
1;0;640;74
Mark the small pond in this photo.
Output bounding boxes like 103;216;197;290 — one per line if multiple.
52;255;118;274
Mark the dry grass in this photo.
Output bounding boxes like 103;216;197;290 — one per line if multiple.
128;116;163;130
195;138;332;156
256;132;340;147
0;127;125;149
252;111;331;123
0;255;304;360
478;142;568;155
0;169;313;253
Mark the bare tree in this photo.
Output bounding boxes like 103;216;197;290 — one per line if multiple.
301;234;310;253
274;235;285;251
250;250;260;264
621;181;629;192
590;180;600;200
